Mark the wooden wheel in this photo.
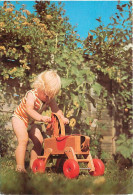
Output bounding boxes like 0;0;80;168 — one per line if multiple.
63;159;79;179
32;159;45;173
89;159;105;176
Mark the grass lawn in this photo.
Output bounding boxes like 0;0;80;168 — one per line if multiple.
0;157;132;194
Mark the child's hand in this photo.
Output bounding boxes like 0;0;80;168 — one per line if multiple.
61;116;69;125
41;116;51;123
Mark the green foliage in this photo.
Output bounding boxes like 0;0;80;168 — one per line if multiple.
116;133;133;161
83;1;132;159
0;114;10;156
0;1;95;110
0;113;15;157
0;157;133;194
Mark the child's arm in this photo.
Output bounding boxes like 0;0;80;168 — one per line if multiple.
48;99;69;124
26;92;51;123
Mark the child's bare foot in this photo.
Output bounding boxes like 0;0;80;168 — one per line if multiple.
16;166;27;173
16;168;27;173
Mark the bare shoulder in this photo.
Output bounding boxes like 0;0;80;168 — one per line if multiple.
26;91;35;99
26;91;35;105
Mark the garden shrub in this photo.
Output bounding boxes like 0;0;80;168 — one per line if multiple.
0;114;11;157
83;1;132;162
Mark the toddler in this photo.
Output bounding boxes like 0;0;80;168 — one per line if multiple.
12;70;69;173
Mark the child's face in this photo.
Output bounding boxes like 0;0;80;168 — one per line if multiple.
37;88;50;102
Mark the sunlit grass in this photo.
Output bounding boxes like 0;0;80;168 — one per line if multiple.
0;157;132;194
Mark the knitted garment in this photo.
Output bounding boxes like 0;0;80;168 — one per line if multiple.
13;89;44;127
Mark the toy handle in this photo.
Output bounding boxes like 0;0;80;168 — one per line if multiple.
52;113;65;137
46;113;65;137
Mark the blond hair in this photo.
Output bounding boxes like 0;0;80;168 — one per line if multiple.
32;70;61;98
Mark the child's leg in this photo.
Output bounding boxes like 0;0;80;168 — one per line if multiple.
28;125;43;169
12;117;28;172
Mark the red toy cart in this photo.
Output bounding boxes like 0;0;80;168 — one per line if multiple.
32;113;105;179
